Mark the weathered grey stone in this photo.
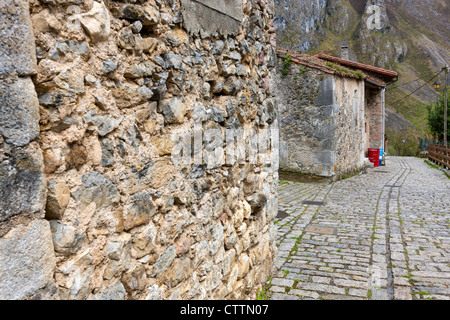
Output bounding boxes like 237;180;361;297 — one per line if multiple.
0;0;37;76
56;41;71;55
67;266;94;300
226;51;242;61
123;123;143;147
213;40;225;55
49;220;79;254
122;266;147;294
180;0;243;37
36;68;85;104
84;110;124;136
131;21;143;33
67;40;90;56
0;220;57;299
153;245;176;277
111;82;154;108
106;233;131;261
160;97;187;124
132;224;157;258
102;59;117;74
0;143;46;223
0;76;40;147
119;4;160;25
93;281;127;300
101;138;115;167
222;76;241;95
240;39;250;55
46;180;70;220
124;61;157;78
38;92;63;108
117;27;136;50
211;79;224;94
72;171;120;211
315;78;334;106
124;190;156;231
211;104;228;123
80;1;111;43
48;48;59;61
163;52;183;70
84;74;97;85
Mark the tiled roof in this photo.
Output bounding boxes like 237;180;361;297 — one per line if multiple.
276;48;398;87
315;53;398;79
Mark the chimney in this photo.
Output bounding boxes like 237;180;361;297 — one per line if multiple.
340;46;349;60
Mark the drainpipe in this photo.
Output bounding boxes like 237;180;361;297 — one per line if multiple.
382;87;386;160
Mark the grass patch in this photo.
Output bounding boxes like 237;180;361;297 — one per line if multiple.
424;160;450;179
282;54;292;76
256;276;272;300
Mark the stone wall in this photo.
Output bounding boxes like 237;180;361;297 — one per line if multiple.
276;56;365;178
365;87;384;151
0;0;279;300
0;0;58;300
333;76;365;176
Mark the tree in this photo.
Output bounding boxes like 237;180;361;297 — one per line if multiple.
426;93;450;142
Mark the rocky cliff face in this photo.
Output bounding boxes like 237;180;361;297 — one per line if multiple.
274;0;327;52
275;0;409;66
275;0;450;135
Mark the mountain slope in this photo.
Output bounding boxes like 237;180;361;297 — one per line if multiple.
275;0;450;138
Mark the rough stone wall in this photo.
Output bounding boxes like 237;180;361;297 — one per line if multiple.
276;57;365;178
365;87;383;151
333;76;365;176
0;0;279;300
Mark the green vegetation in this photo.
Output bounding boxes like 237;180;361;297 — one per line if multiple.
298;66;307;74
424;160;450;179
282;54;293;76
385;127;420;157
325;62;364;80
256;276;272;300
425;93;450;142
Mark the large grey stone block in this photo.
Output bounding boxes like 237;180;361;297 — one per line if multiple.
72;171;120;211
0;220;57;299
180;0;243;37
0;142;46;223
315;78;334;106
0;0;37;76
0;76;40;147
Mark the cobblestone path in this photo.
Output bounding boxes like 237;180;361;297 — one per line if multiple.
269;157;450;300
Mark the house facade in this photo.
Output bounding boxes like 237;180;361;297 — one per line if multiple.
276;50;398;178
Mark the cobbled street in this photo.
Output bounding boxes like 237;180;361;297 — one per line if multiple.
269;157;450;300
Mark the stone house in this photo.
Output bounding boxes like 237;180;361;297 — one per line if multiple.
275;49;398;178
0;0;279;300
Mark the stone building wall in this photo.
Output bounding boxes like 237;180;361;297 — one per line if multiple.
0;0;279;300
276;56;365;178
365;87;384;152
333;76;365;176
